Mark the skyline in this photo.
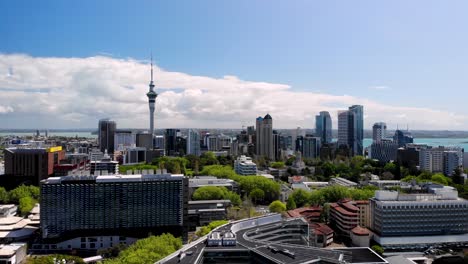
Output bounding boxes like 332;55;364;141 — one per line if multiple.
2;1;468;129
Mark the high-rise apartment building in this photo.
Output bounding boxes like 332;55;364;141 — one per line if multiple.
337;105;364;156
186;129;201;156
98;119;116;154
315;111;332;144
40;173;189;246
372;122;387;143
370;139;398;163
255;114;274;160
419;147;445;173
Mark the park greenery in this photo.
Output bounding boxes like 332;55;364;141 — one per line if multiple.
26;254;85;264
288;185;378;208
0;185;39;216
192;186;241;206
195;220;229;237
103;233;182;264
268;200;286;213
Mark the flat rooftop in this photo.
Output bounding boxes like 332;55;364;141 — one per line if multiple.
42;173;185;184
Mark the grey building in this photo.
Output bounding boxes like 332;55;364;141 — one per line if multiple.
40;173;189;243
370;190;468;249
393;130;414;148
186;129;201;156
370;139;398;163
98;119;116;154
255;114;274;160
337;105;364;156
372;122;387;143
302;135;321;159
315;111;332;144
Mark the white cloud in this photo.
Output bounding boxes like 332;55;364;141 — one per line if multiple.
0;53;467;130
369;85;390;91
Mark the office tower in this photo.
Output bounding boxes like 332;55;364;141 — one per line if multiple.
147;56;158;137
273;131;280;161
370;139;398;163
372;122;387;143
114;130;135;151
41;173;189;247
154;135;165;150
393;130;414;148
98;119;116;154
255;114;274;160
337;105;364;156
207;135;220;151
295;135;303;153
302;135;321;159
136;133;153;150
165;129;179;156
187;129;201;156
4;146;65;185
315;111;332;144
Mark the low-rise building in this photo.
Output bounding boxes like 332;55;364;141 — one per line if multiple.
234;156;257;175
329;177;358;187
0;243;27;264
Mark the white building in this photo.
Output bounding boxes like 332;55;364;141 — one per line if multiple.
114;130;135;151
419;147;444;173
372;122;387;143
0;243;27;264
234;156;257;176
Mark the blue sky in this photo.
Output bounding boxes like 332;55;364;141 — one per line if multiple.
1;1;468;129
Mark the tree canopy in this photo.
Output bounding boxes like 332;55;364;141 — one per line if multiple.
104;233;182;264
192;186;241;206
268;200;286;213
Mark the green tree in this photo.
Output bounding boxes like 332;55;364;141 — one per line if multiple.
8;185;39;204
371;245;384;256
0;187;8;203
430;173;450;185
104;233;182;264
19;196;36;216
250;188;265;204
290;189;311;208
286;198;296;210
26;254;85;264
270;161;285;169
452;168;464;185
268;200;286;213
195;220;229;237
225;192;242;206
192;186;228;200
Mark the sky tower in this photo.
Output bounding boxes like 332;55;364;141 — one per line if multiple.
147;56;158;137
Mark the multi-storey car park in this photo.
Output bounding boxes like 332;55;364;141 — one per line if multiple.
158;214;388;264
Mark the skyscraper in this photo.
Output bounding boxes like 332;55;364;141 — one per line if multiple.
165;129;179;156
186;129;201;156
98;119;116;154
393;130;414;148
147;56;158;137
302;135;321;159
315;111;332;144
337;105;364;156
372;122;387;143
255;114;274;160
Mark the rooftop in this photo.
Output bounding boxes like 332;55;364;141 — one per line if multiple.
42;173;185;184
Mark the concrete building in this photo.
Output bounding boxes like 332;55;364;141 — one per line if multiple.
444;150;463;176
234;156;257;175
186;129;201;156
98;119;116;154
136;132;153;150
419;147;445;173
0;205;17;218
90;152;118;175
302;135;321;159
329;177;358;187
123;147;146;164
315;111;332;144
114;130;135;151
370;139;398;163
393;130;414;148
0;243;27;264
372;122;387;143
4;146;65;185
189;176;237;197
255;114;274;160
370;190;468;249
154;135;165;150
40;173;189;249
